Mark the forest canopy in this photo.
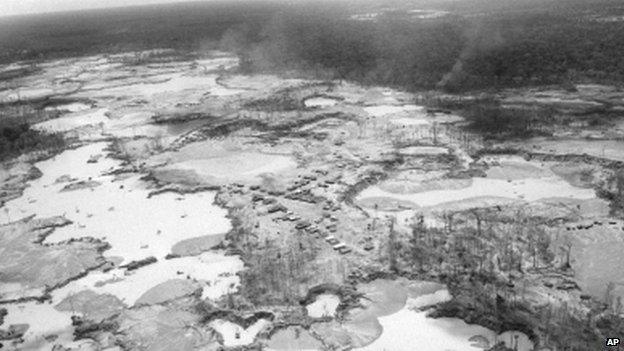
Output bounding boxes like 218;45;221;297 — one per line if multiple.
226;5;624;92
1;0;624;92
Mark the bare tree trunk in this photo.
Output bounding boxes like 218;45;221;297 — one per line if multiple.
388;217;398;272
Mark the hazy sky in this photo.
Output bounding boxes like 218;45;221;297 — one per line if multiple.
1;0;217;17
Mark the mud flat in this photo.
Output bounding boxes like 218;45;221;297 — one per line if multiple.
52;251;243;305
557;224;624;301
353;280;533;351
0;91;242;351
33;109;110;137
34;108;209;143
304;96;340;108
0;52;261;350
398;146;449;156
0;216;106;302
291;279;534;351
87;74;246;103
0;139;240;348
358;176;595;208
306;294;341;318
158;152;296;183
150;140;298;186
363;104;422;117
208;318;271;347
1;303;75;350
114;298;221;351
44;102;93;113
0;142;231;264
357;307;494;351
357;155;597;227
266;326;323;351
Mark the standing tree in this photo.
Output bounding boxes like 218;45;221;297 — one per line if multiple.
559;237;573;271
410;215;426;272
614;170;624;214
388;216;398;273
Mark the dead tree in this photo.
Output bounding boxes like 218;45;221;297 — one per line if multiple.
388;217;398;273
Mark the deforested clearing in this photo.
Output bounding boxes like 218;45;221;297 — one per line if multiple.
1;1;624;350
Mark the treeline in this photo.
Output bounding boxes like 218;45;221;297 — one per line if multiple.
3;0;624;92
225;4;624;92
0;1;280;64
439;98;556;139
0;118;65;161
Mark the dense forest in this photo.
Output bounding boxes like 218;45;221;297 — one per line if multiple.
1;0;624;93
0;1;281;64
226;3;624;92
